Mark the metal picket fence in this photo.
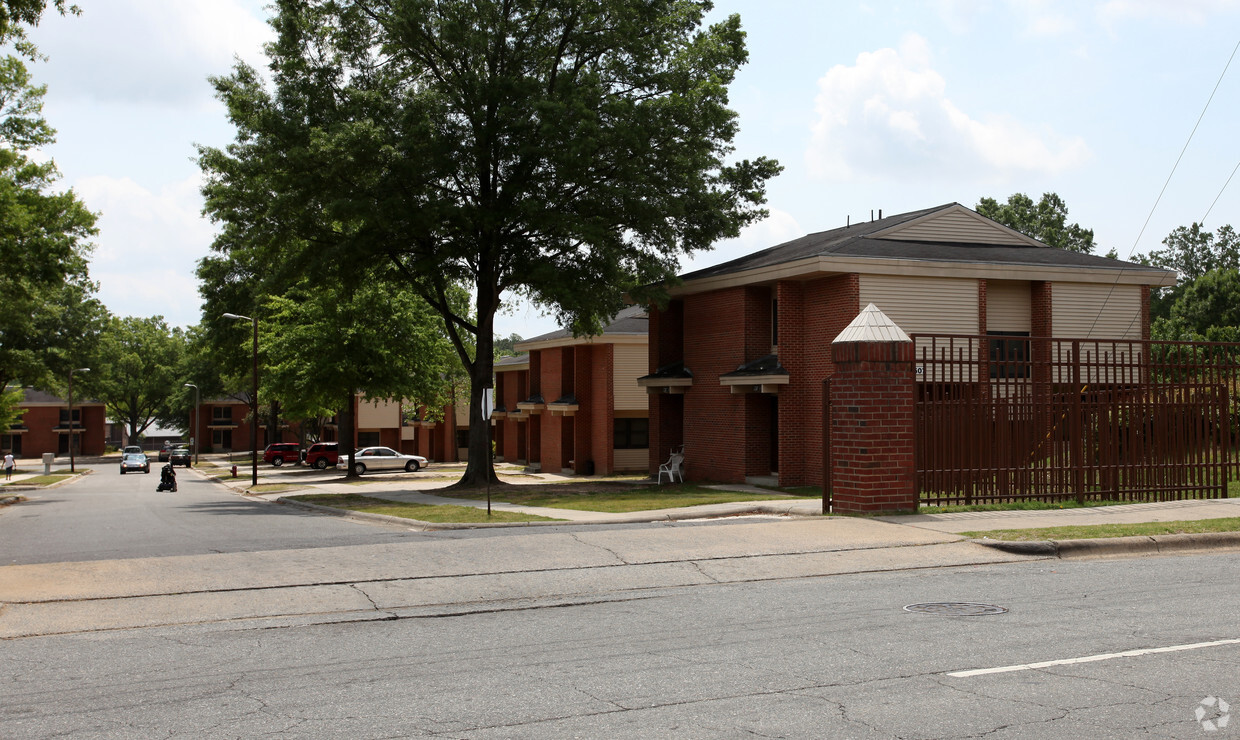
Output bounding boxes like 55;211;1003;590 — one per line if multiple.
913;335;1240;506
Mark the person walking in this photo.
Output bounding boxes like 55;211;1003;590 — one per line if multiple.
3;452;14;480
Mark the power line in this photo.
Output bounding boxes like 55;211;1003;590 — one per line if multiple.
1201;157;1240;225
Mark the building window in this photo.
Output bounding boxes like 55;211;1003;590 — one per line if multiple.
58;408;82;426
614;418;649;449
988;332;1030;379
212;429;233;449
212;406;233;422
357;431;380;448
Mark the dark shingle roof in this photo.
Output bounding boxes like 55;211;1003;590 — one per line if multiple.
519;304;648;345
680;203;1163;282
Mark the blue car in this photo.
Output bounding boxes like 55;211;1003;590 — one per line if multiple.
120;452;150;474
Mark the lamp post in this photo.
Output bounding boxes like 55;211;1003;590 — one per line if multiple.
223;312;258;488
183;383;199;466
68;367;89;473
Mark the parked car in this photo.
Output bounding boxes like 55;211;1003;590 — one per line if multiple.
157;442;173;462
122;445;142;456
263;442;301;467
120;452;150;474
347;446;428;475
303;442;339;470
169;446;191;467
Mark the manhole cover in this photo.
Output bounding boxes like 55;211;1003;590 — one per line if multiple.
903;602;1008;616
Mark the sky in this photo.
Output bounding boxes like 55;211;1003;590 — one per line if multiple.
25;0;1240;341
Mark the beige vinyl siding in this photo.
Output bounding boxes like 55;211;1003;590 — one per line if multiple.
454;404;469;427
401;426;415;441
987;280;1031;333
357;398;399;428
1051;283;1144;384
613;344;648;411
613;448;648;472
861;275;979;383
881;210;1030;245
1051;283;1142;340
858;275;979;336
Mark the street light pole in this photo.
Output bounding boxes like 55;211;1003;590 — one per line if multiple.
68;367;89;473
223;312;259;488
183;383;199;466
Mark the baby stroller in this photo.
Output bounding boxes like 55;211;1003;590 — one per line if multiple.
156;463;177;492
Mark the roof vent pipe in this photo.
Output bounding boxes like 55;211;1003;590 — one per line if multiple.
846;215;850;228
870;209;874;221
879;209;882;219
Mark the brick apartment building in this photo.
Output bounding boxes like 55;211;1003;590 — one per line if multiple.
642;203;1177;487
492;306;649;475
2;389;106;459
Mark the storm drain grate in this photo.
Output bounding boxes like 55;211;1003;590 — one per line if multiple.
903;602;1008;617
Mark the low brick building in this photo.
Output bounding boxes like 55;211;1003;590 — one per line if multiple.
642;203;1176;487
493;306;649;475
2;389;106;459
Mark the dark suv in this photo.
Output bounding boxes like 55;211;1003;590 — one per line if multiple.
263;442;301;467
302;442;340;469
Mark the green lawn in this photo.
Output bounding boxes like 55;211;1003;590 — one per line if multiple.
963;517;1240;542
287;493;563;523
433;484;815;513
4;473;76;486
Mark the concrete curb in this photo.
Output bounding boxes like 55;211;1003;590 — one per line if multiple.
1;471;89;493
273;496;822;529
973;531;1240;558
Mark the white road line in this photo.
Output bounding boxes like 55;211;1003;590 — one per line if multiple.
948;638;1240;677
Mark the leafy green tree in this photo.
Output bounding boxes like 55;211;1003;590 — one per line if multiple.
88;316;186;441
493;333;523;359
0;24;102;403
976;192;1095;253
260;271;455;472
0;0;78;58
1137;223;1240;322
201;0;780;485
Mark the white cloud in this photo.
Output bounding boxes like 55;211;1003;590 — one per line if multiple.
30;0;273;108
807;34;1090;182
1099;0;1240;25
74;174;215;327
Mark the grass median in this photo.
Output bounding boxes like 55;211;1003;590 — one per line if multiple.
287;493;565;523
432;482;816;513
964;517;1240;542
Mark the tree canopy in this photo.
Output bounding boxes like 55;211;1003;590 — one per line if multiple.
0;12;103;399
976;192;1095;254
201;0;780;484
88;315;186;441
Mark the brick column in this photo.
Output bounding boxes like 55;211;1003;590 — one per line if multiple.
827;306;917;513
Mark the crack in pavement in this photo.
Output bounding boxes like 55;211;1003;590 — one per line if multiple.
568;532;630;565
689;560;720;583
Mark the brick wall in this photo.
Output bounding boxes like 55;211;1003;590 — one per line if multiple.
648;301;685;473
776;274;859;486
16;404;106;458
978;279;988;334
828;340;917;513
681;286;773;483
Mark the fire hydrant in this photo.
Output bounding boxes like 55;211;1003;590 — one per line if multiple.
231;464;238;478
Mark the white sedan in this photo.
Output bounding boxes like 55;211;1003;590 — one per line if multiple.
344;446;429;475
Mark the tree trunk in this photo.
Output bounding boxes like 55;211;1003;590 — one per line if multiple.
341;390;357;478
267;400;280;446
456;290;498;487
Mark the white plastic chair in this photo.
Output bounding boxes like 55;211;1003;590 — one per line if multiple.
658;447;684;484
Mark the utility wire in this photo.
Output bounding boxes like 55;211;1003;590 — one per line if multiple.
1089;36;1240;340
1201;157;1240;225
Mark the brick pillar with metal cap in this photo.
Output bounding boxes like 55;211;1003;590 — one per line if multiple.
827;304;917;514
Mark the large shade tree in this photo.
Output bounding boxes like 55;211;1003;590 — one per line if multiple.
0;1;104;402
89;315;186;441
201;0;780;485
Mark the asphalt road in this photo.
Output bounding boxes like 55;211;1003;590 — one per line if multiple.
0;462;435;565
3;551;1238;738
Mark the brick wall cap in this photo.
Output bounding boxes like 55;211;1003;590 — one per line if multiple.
833;303;912;344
